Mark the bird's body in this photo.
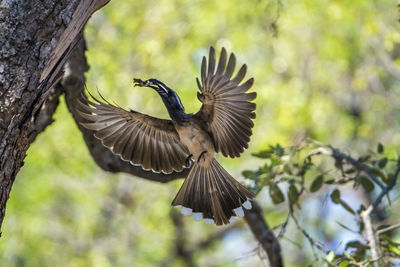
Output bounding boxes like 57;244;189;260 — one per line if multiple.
78;47;257;225
176;122;213;161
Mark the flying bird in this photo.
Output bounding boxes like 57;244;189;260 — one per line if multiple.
77;47;256;225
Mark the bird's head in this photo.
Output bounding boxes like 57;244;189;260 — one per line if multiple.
133;78;185;113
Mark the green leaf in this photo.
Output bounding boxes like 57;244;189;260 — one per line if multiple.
353;246;367;261
377;143;384;154
344;168;355;174
269;183;285;204
389;244;400;257
283;164;292;174
334;158;342;169
339;200;355;215
242;170;254;178
386;173;395;185
325;179;335;184
371;168;387;181
275;144;284;157
377;157;388;168
358;155;371;163
252;150;272;159
288;184;299;204
271;156;281;165
331;190;355;214
359;176;374;192
359;221;365;232
331;189;341;204
345;240;366;249
310;174;324;192
336;221;355;232
339;260;349;267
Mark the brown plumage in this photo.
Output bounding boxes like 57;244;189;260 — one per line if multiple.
77;47;256;225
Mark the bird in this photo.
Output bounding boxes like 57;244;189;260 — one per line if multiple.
77;47;257;225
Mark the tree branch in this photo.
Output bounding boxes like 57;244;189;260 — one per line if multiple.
376;223;400;236
307;144;400;266
361;206;380;267
372;165;400;209
244;200;284;267
307;147;385;189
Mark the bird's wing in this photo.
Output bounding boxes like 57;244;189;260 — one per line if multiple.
77;93;190;174
195;47;256;158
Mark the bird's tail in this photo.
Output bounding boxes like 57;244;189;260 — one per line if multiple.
172;157;254;225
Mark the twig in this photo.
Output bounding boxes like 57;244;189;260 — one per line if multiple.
376;223;400;236
331;149;385;190
289;208;325;262
306;147;385;189
360;206;380;267
372;166;400;209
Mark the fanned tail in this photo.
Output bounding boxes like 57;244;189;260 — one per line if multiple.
172;157;254;225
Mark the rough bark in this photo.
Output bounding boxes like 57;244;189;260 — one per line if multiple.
0;0;108;232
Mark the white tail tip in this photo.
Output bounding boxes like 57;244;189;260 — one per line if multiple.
205;218;214;224
181;207;192;216
193;212;203;221
242;200;252;210
229;216;236;223
233;207;244;217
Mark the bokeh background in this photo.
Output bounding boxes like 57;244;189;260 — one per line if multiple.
1;0;400;266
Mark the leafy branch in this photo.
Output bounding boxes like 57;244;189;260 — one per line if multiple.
243;139;400;266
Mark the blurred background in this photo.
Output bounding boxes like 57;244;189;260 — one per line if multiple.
1;0;400;266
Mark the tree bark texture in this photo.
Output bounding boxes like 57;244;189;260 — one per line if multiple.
0;0;108;232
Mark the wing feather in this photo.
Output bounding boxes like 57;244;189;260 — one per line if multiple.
77;93;189;174
195;47;256;158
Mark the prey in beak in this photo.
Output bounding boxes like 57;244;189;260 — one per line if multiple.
133;78;152;88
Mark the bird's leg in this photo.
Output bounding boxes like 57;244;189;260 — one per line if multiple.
198;151;208;162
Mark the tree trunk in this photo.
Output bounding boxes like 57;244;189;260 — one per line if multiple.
0;0;108;233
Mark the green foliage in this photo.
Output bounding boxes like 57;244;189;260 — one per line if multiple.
310;174;324;192
244;139;400;266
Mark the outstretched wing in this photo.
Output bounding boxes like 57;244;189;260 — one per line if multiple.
77;93;190;174
195;47;256;158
